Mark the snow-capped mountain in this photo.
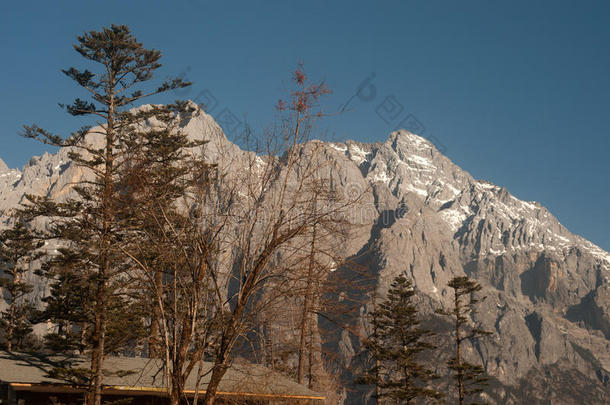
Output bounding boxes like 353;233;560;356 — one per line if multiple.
322;129;610;403
1;104;608;404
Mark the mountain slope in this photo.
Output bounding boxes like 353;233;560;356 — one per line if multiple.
319;130;609;403
1;104;608;404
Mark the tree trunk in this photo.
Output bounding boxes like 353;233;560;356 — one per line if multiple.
455;289;464;405
202;358;229;405
375;356;381;404
193;359;205;405
6;301;15;352
307;317;314;388
170;370;183;405
307;275;321;389
91;287;107;405
91;88;115;405
149;269;162;357
298;212;317;385
297;275;313;384
203;315;239;405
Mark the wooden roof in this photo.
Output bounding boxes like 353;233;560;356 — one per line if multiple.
0;351;325;401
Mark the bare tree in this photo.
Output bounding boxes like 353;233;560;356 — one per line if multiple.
196;66;356;404
269;194;351;391
115;104;222;405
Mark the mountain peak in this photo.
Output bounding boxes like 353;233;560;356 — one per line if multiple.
1;104;610;403
387;129;434;151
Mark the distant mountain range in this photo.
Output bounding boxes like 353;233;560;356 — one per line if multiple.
1;103;609;404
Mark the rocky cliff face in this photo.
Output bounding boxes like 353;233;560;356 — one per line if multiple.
1;105;608;404
320;130;610;404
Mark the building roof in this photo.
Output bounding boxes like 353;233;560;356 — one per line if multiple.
0;351;324;401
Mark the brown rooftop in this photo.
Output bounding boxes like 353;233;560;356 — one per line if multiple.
0;351;325;402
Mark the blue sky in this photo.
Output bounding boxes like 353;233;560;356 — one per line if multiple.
1;0;609;251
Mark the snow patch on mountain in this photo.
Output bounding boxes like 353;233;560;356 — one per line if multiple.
439;208;468;231
347;144;370;165
2;103;610;402
370;167;392;184
329;143;347;154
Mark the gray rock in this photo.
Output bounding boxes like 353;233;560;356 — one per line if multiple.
1;104;608;404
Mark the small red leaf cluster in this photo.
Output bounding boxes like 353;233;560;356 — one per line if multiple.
276;64;331;114
293;69;306;85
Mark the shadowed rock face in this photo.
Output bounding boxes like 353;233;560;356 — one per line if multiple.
1;104;609;403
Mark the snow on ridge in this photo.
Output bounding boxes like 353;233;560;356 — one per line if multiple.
405;184;428;198
374;146;604;264
329;143;347;153
581;240;610;266
327;142;373;166
510;195;538;211
406;155;436;169
475;180;540;212
392;130;432;150
445;183;461;196
476;181;498;191
371;170;391;184
348;144;371;165
346;131;610;271
547;232;570;244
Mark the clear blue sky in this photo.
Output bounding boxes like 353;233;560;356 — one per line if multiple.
1;1;609;251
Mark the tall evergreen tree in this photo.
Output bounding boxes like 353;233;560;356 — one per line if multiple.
357;274;442;404
439;276;492;405
22;25;189;405
0;218;42;351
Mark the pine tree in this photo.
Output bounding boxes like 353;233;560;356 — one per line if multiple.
22;25;189;405
0;218;42;351
439;276;492;405
357;274;443;404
